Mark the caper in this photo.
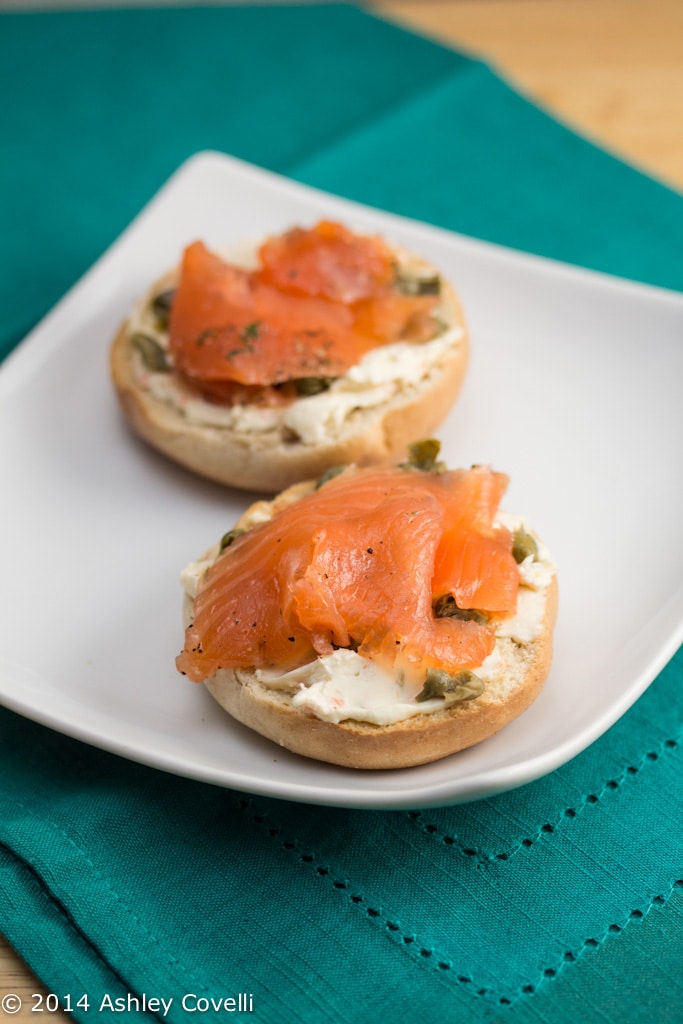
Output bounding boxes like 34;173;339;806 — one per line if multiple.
512;527;538;564
315;465;346;489
401;438;444;473
293;376;334;396
416;669;484;704
151;288;176;330
219;528;245;553
131;332;169;372
395;272;441;296
433;594;488;625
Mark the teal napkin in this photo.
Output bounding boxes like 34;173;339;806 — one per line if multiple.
1;5;681;1022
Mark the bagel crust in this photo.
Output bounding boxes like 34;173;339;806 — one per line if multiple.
182;479;558;770
110;238;469;493
201;577;557;770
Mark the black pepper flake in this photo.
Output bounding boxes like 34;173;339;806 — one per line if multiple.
288;636;296;642
367;547;374;554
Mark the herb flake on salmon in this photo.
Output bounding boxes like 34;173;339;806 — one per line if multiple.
167;222;442;399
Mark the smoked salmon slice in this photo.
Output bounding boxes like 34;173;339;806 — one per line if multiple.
177;463;519;685
257;220;395;302
167;223;440;396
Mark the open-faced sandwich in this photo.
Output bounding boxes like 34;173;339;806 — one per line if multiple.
177;442;558;769
110;221;468;492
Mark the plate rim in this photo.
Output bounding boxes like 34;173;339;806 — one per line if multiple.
2;149;682;809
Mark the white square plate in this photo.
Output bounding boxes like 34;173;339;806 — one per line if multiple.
1;152;682;808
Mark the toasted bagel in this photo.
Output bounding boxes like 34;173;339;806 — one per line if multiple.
110;226;469;493
178;462;558;769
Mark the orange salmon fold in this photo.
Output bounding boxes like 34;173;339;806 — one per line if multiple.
177;465;519;685
168;222;438;393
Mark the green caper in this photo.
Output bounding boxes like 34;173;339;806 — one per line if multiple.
293;376;334;396
315;465;346;489
512;527;539;564
151;288;176;330
433;594;488;625
395;272;441;296
131;332;169;372
430;316;449;338
401;438;445;472
219;528;245;553
415;669;484;704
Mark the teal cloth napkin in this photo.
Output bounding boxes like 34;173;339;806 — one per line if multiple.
1;5;682;1022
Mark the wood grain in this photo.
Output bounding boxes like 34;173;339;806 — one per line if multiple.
373;0;683;190
1;0;680;1014
0;936;57;1022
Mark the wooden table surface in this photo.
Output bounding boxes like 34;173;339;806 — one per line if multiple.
1;0;681;1018
376;0;683;190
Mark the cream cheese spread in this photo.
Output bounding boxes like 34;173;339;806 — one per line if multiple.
255;650;445;727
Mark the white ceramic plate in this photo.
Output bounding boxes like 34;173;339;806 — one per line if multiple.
1;152;682;809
